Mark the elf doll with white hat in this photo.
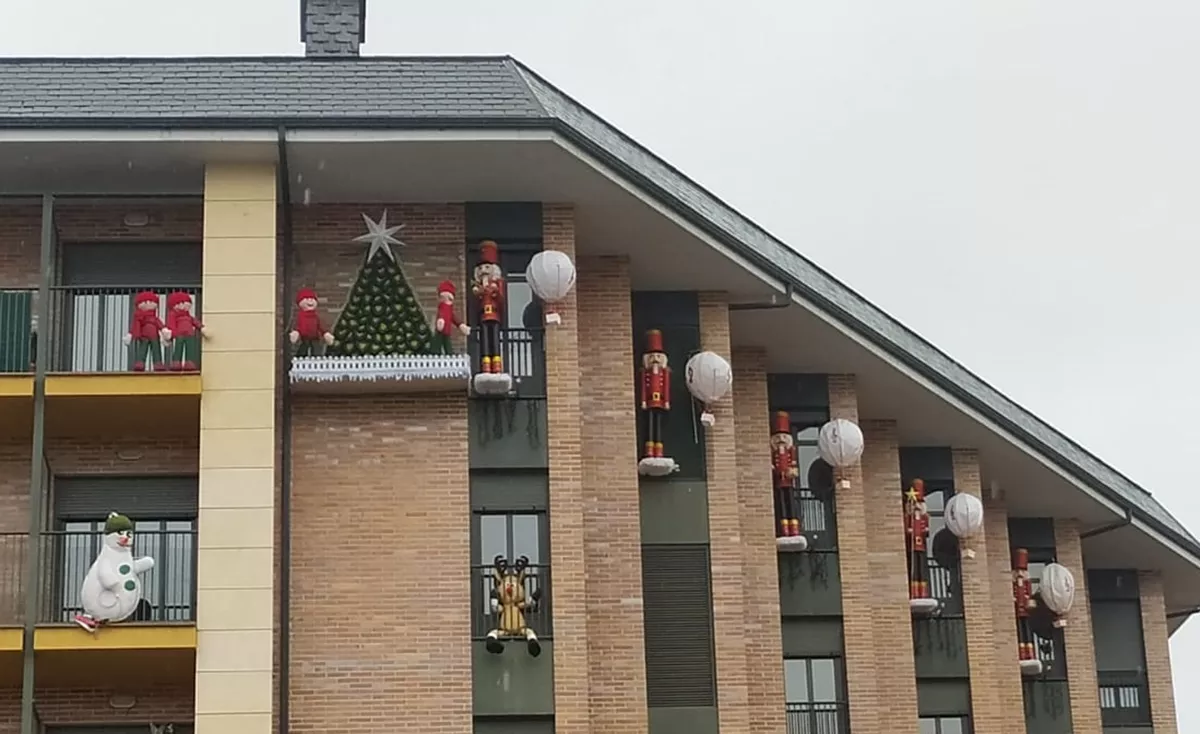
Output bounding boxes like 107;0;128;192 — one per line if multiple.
74;512;155;633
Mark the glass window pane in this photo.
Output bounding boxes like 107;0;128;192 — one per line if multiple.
512;514;541;564
941;718;965;734
925;491;946;513
929;516;946;538
506;281;533;329
479;515;508;564
783;659;810;703
919;719;938;734
796;427;819;442
796;445;822;490
809;659;837;702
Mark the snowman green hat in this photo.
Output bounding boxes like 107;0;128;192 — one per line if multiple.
104;512;133;535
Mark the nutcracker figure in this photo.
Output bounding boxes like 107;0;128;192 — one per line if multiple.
289;288;334;357
637;329;678;476
905;479;938;613
122;291;167;372
472;240;513;395
163;291;207;371
1013;548;1042;673
432;279;470;355
771;411;807;550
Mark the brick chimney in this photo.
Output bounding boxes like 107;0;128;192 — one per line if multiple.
301;0;367;57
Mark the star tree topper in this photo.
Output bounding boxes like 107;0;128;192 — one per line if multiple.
354;210;407;262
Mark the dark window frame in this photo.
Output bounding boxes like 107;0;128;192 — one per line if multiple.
920;481;964;617
919;715;972;734
784;656;849;734
470;508;552;640
787;409;837;551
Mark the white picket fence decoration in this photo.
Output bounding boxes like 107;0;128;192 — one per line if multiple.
290;354;471;384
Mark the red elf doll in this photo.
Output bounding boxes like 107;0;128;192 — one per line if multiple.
433;280;471;355
123;291;167;372
163;291;207;371
289;288;334;357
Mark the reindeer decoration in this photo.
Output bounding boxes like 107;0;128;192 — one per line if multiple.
485;554;543;658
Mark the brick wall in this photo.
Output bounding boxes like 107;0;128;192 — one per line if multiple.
0;685;194;733
731;347;784;734
577;255;648;733
0;203;41;287
1054;520;1102;734
1138;571;1178;734
285;203;471;734
543;205;591;734
982;494;1024;734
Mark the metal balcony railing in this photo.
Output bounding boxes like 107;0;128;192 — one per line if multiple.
46;285;203;373
0;288;36;373
470;563;553;640
784;487;837;550
1099;670;1151;726
786;702;849;734
0;529;196;625
468;327;545;398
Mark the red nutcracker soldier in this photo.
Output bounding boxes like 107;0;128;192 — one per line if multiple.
905;479;939;613
472;240;513;395
1013;548;1043;674
636;329;678;476
122;291;168;372
771;411;807;550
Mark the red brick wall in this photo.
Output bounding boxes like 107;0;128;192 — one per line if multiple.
285;203;471;734
1055;520;1102;734
0;685;194;733
0;203;41;287
1139;571;1179;734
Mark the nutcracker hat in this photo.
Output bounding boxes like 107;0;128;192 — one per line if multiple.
437;279;456;296
1013;547;1030;570
166;291;193;309
133;291;159;307
478;240;500;265
772;410;791;436
909;478;926;499
644;329;665;354
104;512;134;535
295;288;318;304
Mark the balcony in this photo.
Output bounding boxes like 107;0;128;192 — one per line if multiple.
470;562;553;643
0;528;197;687
786;702;849;734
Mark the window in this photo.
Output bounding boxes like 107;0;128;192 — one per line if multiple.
923;485;962;615
920;716;969;734
1019;550;1067;674
1092;599;1150;726
465;244;545;395
472;511;551;640
792;418;836;549
784;657;847;734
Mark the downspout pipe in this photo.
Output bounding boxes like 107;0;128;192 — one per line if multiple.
728;281;794;311
19;194;54;734
1080;506;1134;540
276;126;296;734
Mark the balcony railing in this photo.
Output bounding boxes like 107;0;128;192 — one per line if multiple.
470;562;553;640
468;327;545;398
786;702;849;734
47;285;203;373
1099;670;1151;726
785;487;837;550
0;288;36;373
0;529;196;625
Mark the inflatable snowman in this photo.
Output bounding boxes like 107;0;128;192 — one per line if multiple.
74;512;154;633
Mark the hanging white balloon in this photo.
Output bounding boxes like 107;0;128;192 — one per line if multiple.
684;351;732;427
817;419;864;489
944;492;985;560
524;250;577;325
1040;562;1076;627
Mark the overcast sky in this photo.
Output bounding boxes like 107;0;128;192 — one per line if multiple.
7;0;1198;727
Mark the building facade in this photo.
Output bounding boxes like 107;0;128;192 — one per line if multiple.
0;3;1195;734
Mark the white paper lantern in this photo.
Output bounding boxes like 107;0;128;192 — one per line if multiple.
817;419;864;489
525;250;577;325
685;351;732;427
1040;562;1076;626
944;493;985;560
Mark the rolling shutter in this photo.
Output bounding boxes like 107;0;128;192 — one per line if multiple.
641;543;717;707
54;476;199;521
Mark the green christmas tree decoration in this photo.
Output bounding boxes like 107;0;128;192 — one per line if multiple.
327;211;435;357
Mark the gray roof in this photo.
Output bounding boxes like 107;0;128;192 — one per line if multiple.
1;54;1195;555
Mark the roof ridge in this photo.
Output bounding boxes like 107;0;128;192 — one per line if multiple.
0;54;515;64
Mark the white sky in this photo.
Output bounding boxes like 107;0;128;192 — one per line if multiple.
5;0;1198;727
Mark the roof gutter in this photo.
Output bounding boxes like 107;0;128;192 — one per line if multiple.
276;125;295;734
729;282;794;311
1080;507;1134;540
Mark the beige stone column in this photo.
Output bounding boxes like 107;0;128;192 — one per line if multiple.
861;420;919;733
952;451;1023;734
1138;571;1179;734
578;255;648;734
698;293;750;734
543;204;591;734
194;163;278;734
827;376;879;734
1054;520;1103;734
732;348;785;734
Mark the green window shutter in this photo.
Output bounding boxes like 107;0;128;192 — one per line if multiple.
641;543;716;707
0;289;33;372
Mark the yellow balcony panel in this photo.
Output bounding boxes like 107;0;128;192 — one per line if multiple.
0;627;21;652
35;622;196;651
45;372;202;397
45;394;200;440
0;374;33;397
36;645;196;688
